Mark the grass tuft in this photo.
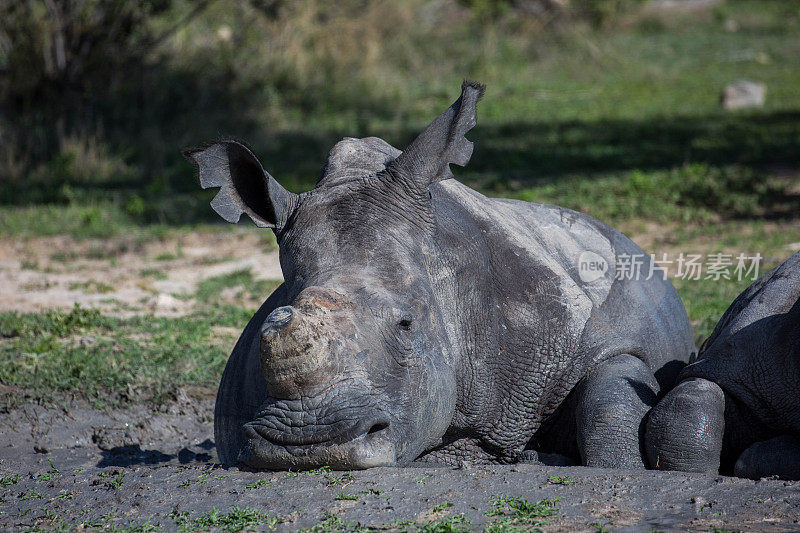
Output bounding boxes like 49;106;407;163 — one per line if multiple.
485;495;560;531
417;513;472;533
301;511;369;533
192;506;279;532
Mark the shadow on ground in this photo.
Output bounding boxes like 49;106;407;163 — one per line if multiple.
97;440;215;468
468;111;800;184
4;109;800;210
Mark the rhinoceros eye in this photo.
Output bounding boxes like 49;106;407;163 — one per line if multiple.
397;316;413;332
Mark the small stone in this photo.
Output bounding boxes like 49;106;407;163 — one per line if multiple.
33;444;49;454
722;80;766;110
755;52;770;65
692;496;707;513
217;25;232;42
79;336;97;346
150;293;184;313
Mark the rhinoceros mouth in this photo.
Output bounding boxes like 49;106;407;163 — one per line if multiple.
237;417;396;470
244;417;390;447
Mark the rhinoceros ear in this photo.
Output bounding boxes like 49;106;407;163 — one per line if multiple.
388;80;484;190
183;140;298;230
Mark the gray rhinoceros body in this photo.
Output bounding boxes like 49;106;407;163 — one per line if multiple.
647;251;800;479
186;82;694;470
409;180;693;465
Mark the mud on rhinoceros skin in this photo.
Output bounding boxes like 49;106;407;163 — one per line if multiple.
184;81;695;471
646;250;800;480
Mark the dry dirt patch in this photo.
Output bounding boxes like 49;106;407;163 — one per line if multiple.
0;228;282;317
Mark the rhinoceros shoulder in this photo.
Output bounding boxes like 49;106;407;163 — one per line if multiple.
435;179;618;315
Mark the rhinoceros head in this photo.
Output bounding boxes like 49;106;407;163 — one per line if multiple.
185;81;484;469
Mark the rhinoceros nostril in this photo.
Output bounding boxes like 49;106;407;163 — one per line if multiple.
261;306;295;339
266;306;293;327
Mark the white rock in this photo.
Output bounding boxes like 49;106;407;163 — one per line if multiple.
722;80;766;110
152;293;182;312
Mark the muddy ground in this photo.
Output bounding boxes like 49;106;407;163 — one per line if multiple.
1;397;799;532
1;231;800;531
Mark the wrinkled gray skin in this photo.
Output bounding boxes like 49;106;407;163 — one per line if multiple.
185;82;695;471
646;251;800;480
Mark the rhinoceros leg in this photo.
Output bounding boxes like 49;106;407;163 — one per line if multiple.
644;377;725;473
215;284;287;465
734;435;800;480
575;354;660;468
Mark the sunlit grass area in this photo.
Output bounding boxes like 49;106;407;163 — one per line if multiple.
0;271;281;407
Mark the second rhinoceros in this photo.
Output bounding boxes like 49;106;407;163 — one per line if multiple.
185;82;695;470
646;250;800;480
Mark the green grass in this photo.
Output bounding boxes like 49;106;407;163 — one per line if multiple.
484;496;560;531
21;488;45;500
98;471;126;490
191;506;280;532
504;164;791;225
592;520;613;533
195;269;281;304
0;304;241;407
0;474;19;486
140;268;168;280
674;275;755;347
0;202;247;241
326;471;355;487
417;514;472;533
112;518;161;533
68;280;115;294
178;468;216;488
432;503;455;513
0;204;140;239
300;512;370;533
244;478;271;490
154;252;180;261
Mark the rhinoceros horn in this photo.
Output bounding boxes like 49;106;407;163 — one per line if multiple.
258;305;331;386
